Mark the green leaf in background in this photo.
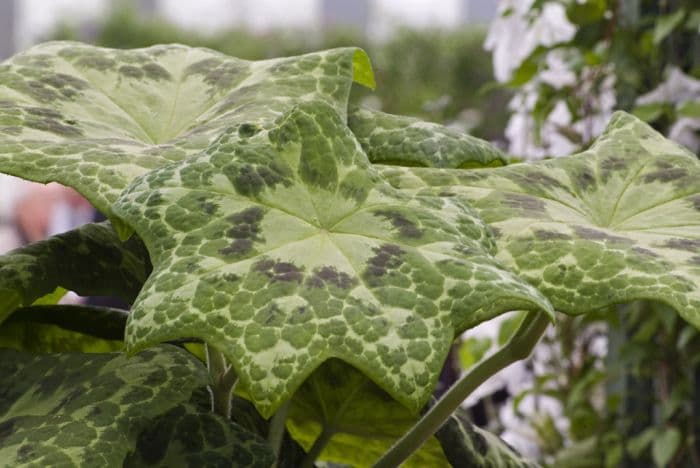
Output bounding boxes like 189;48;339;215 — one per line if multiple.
677;101;700;118
458;336;492;370
631;103;667;123
286;360;448;467
0;42;373;227
433;404;540;468
113;100;553;417
378;112;700;327
347;106;507;168
0;222;148;325
124;388;274;468
0;345;208;466
653;9;686;44
652;426;681;467
0;320;123;354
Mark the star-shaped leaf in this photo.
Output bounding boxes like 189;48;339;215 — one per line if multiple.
0;222;149;325
0;41;373;230
113;101;554;416
0;345;208;466
348;106;507;168
378;112;700;326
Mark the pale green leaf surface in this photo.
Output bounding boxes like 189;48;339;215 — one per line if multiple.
286;360;448;468
348;106;507;168
433;404;540;468
0;41;372;221
378;112;700;326
124;388;275;468
0;221;149;325
113;101;553;417
0;345;208;467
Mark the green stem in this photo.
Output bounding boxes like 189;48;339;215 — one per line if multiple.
373;311;551;468
205;343;238;419
268;400;290;460
300;427;335;468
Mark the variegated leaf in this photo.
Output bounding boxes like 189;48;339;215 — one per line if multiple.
0;222;149;325
113;101;554;417
433;404;540;468
0;41;373;231
0;345;208;466
378;112;700;326
348;106;507;168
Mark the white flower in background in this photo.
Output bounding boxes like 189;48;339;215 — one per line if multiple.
637;67;700;106
485;0;576;83
539;50;577;89
669;118;700;153
637;67;700;152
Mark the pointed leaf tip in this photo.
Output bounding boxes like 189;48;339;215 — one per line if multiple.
352;49;376;90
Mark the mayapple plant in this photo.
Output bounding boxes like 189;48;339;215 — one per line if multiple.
0;41;697;467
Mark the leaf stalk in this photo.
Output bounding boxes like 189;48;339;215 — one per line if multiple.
205;343;238;419
373;311;551;468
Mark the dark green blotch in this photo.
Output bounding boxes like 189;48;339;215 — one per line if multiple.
512;170;568;192
253;258;303;283
75;55;116;71
363;244;405;285
643;168;687;183
600;156;627;176
503;193;546;214
691;195;700;211
238;123;261;138
309;266;357;289
374;210;422;239
534;230;570;241
119;65;144;79
664;238;700;251
574;226;630;244
219;207;264;257
229;162;291;198
142;63;172;81
688;256;700;266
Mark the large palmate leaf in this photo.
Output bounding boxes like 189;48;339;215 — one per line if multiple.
348;106;507;168
287;360;448;467
0;41;373;229
0;345;209;466
432;405;540;468
0;221;148;324
124;388;274;468
113;101;554;417
378;112;700;326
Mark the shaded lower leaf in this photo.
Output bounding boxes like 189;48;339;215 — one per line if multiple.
6;304;128;341
286;359;449;468
0;221;150;325
0;345;207;466
0;320;123;354
433;405;539;468
124;388;275;468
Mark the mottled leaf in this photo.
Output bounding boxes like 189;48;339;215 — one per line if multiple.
348;106;507;168
0;42;373;226
0;221;149;325
433;405;539;468
378;112;700;326
0;345;208;466
113;101;553;417
287;359;448;467
124;388;274;468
